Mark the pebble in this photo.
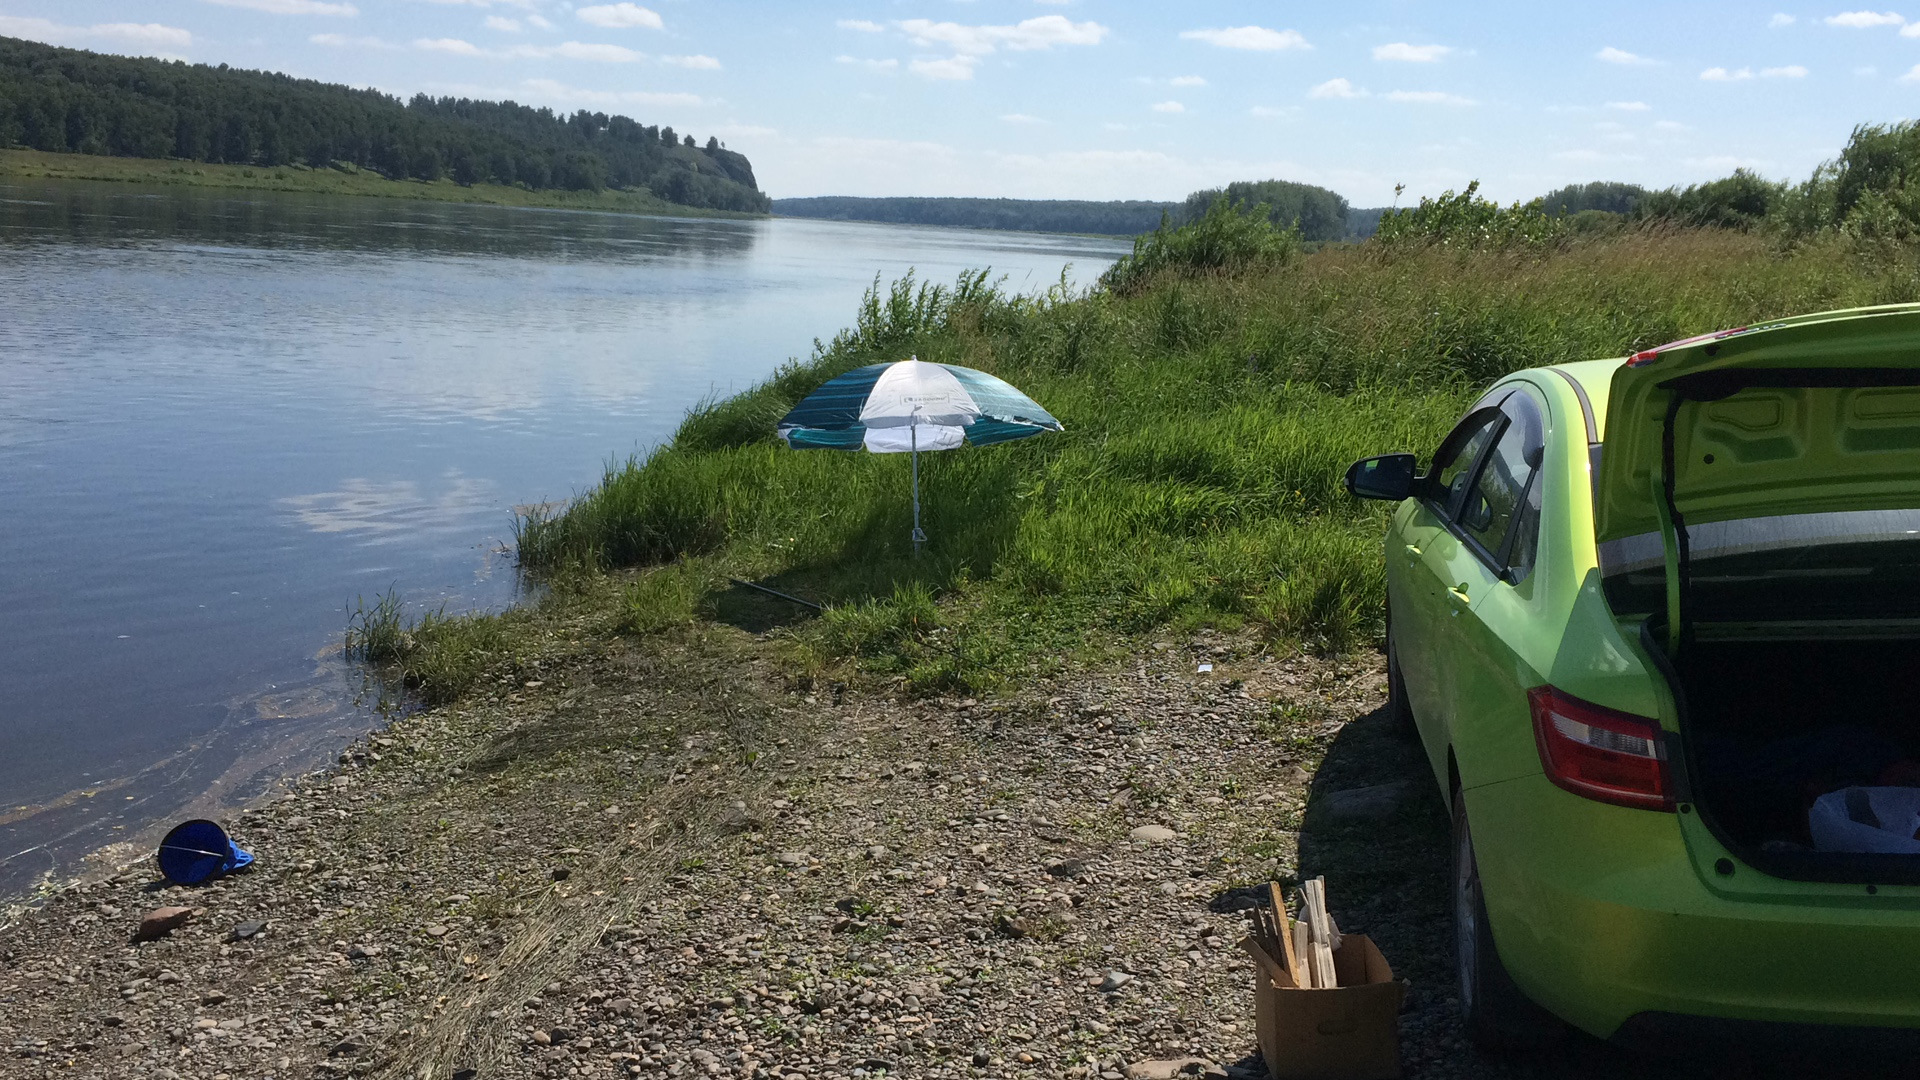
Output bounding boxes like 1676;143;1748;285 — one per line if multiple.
1128;824;1178;844
133;906;194;942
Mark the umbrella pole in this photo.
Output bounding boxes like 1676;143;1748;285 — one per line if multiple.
910;423;926;556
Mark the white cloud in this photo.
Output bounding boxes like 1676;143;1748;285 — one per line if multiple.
1770;12;1797;25
1373;42;1451;62
201;0;357;15
526;14;551;29
1249;105;1298;117
311;31;395;49
837;19;884;33
576;3;662;30
1899;63;1920;80
536;41;642;62
1606;100;1651;110
1170;74;1207;86
0;16;193;55
1180;26;1310;51
898;16;1108;55
416;37;486;55
1553;148;1644;164
483;15;519;32
519;77;703;107
835;55;899;72
1762;64;1809;77
663;54;721;69
1150;100;1185;113
1825;10;1905;26
1903;20;1920;33
1385;90;1475;105
1309;77;1364;99
1700;66;1754;80
1654;119;1688;130
910;55;979;80
1596;46;1656;65
1001;113;1046;124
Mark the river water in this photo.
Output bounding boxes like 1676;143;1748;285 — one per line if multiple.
0;180;1128;898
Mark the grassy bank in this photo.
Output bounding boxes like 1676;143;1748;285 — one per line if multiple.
0;148;765;218
365;206;1920;702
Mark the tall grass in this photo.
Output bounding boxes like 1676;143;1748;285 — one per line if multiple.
517;222;1920;690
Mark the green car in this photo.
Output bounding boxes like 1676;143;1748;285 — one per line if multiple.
1346;304;1920;1051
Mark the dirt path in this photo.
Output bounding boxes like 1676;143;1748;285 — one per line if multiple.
0;625;1684;1079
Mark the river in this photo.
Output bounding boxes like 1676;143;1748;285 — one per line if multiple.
0;180;1128;899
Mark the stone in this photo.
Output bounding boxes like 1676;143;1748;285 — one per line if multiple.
201;991;228;1006
1098;970;1134;993
1123;1059;1220;1080
1046;858;1091;879
971;1048;991;1067
155;970;181;984
1318;783;1407;822
776;852;810;867
530;1031;551;1046
425;925;449;938
1128;825;1177;844
231;920;268;941
134;906;194;942
550;867;571;882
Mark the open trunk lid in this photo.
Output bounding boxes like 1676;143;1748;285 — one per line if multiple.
1594;304;1920;640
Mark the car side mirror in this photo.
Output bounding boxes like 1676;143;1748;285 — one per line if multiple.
1345;453;1419;501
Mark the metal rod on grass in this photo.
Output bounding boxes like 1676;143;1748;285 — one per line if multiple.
910;421;925;557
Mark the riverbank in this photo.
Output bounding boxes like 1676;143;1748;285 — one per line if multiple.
5;206;1913;1078
0;572;1693;1080
0;150;766;219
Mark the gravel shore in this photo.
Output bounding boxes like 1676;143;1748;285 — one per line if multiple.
1;622;1686;1079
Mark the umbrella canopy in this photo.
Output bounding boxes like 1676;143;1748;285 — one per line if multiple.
776;357;1063;552
778;357;1063;452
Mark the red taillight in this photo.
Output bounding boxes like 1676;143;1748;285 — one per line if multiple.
1529;686;1674;812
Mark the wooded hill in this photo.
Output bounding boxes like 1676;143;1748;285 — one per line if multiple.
0;36;769;213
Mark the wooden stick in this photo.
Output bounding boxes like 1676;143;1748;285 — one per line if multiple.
1271;882;1304;989
1303;877;1337;989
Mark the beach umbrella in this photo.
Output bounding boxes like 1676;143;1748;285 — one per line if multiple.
777;356;1063;553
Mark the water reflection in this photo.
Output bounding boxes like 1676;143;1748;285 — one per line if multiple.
0;180;763;261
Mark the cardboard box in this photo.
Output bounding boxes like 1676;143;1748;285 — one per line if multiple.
1242;932;1405;1080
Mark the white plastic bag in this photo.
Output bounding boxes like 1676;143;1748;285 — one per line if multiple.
1808;787;1920;854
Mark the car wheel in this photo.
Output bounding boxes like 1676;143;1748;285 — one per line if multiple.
1453;788;1563;1051
1386;620;1415;734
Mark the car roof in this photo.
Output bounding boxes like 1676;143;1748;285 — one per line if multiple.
1516;356;1621;443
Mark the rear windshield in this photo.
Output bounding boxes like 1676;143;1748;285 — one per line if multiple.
1601;509;1920;618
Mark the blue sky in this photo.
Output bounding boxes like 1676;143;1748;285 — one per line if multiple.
3;2;1919;205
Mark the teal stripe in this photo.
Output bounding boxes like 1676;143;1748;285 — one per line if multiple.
940;364;1063;430
777;363;890;431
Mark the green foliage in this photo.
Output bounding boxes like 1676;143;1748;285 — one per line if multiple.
1634;169;1783;229
1178;180;1350;242
0;35;768;212
515;222;1920;691
1373;181;1567;249
1100;199;1301;295
345;590;514;704
1539;181;1649;217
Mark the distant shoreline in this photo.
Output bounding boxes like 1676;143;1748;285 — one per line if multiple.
0;149;768;220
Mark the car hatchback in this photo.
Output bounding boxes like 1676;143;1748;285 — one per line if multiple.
1345;303;1920;1050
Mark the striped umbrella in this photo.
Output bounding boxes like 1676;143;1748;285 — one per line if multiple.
777;357;1063;552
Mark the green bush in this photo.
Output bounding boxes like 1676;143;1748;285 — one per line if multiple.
1100;199;1300;296
1373;181;1566;249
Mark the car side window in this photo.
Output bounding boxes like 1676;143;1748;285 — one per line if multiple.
1428;406;1506;518
1459;391;1546;579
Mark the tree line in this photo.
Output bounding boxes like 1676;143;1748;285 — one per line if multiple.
773;196;1179;236
0;36;769;213
1377;121;1920;248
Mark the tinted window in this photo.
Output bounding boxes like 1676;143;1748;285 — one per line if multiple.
1461;398;1543;561
1430;410;1504;517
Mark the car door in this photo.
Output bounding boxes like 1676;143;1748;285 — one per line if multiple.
1436;389;1550;793
1397;402;1509;756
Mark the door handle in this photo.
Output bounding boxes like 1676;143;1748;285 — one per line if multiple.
1403;544;1423;558
1447;584;1471;606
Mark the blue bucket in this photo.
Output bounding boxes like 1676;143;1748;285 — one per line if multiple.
156;819;253;886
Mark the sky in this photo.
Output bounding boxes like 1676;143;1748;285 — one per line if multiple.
3;2;1919;205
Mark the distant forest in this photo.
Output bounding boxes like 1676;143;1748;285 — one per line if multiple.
779;186;1394;241
0;36;769;213
773;197;1177;236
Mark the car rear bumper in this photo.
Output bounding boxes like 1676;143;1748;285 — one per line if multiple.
1467;774;1920;1038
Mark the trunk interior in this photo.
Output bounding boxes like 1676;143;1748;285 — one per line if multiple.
1680;634;1920;881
